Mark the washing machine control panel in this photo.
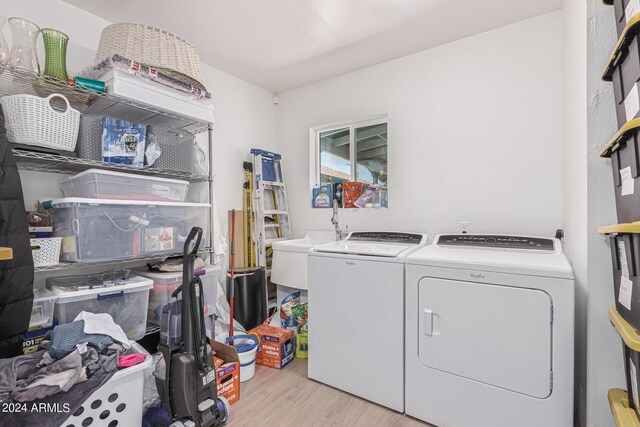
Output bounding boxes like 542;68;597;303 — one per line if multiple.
437;235;554;250
347;232;424;244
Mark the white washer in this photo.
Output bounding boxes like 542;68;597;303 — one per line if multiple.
308;231;427;412
405;234;574;427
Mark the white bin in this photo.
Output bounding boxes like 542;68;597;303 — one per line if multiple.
43;198;210;262
61;342;152;427
51;275;153;340
59;169;189;202
135;265;219;325
30;237;62;267
29;288;57;329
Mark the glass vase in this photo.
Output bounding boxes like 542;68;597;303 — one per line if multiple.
0;16;10;73
41;28;68;81
8;17;40;73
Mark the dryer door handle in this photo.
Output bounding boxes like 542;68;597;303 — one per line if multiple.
423;309;433;336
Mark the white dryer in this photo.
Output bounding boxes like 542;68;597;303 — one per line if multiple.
405;234;574;427
308;231;427;412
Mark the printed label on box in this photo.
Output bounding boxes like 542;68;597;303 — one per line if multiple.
151;184;172;200
620;240;631;279
620;276;634;311
625;85;640;122
143;227;176;253
621;167;636;196
627;0;640;22
631;357;640;409
216;362;240;404
61;236;76;255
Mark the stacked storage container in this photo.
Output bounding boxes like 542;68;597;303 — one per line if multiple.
45;169;210;262
50;275;153;340
44;168;210;339
601;2;640;423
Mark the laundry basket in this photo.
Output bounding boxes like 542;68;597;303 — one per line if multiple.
60;343;152;427
30;237;62;267
0;93;80;152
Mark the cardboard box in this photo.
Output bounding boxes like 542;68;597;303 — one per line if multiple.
228;210;245;269
211;340;241;404
22;321;57;355
249;324;295;369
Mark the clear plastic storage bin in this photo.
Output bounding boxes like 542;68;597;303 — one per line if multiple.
135;265;219;325
43;198;210;262
51;275;153;340
29;288;57;329
59;169;189;202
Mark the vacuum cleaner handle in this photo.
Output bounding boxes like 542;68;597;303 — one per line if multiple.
184;226;203;258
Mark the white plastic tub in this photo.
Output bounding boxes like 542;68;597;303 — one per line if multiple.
50;275;153;340
60;169;189;202
43;198;210;262
226;335;258;382
29;288;57;329
103;69;215;125
135;265;219;325
61;341;152;427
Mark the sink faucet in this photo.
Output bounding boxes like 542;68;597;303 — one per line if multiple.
332;200;348;241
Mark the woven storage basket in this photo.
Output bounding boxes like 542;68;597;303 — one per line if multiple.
31;237;62;267
96;23;206;90
149;126;205;174
77;114;205;173
0;94;80;152
77;114;105;160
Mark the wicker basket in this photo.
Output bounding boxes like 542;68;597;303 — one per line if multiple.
96;23;206;90
0;93;80;152
31;237;62;267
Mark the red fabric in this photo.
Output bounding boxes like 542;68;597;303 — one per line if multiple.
118;353;146;368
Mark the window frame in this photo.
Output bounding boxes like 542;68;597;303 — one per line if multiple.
309;114;388;189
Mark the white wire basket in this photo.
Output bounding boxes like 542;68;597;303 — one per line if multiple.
30;237;62;267
0;93;80;152
96;23;206;90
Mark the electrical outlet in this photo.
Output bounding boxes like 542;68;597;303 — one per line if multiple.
459;221;471;234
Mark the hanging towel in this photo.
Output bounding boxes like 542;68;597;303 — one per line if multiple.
73;312;131;349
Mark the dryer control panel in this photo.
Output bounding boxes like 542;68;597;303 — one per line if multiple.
437;235;554;251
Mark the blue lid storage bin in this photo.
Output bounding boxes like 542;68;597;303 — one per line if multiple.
50;275;153;340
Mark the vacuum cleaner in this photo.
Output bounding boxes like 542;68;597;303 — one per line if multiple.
157;227;230;426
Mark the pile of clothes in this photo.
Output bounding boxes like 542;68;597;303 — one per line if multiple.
0;311;138;426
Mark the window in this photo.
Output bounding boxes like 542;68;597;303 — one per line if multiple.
311;115;388;188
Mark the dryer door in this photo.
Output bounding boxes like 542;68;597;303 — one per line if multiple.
418;277;552;398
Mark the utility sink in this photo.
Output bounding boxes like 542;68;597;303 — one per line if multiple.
271;231;335;290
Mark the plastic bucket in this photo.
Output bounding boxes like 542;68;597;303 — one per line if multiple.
226;335;259;382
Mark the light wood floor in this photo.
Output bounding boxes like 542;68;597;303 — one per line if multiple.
226;359;432;427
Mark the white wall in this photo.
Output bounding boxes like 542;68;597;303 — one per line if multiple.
276;12;564;240
0;0;277;274
562;0;589;425
584;2;627;427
